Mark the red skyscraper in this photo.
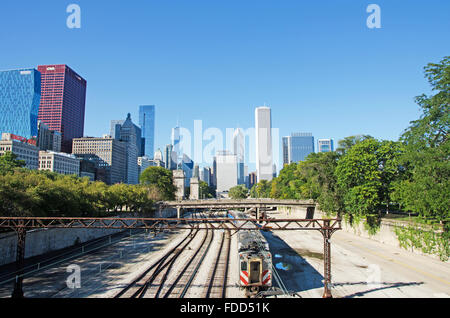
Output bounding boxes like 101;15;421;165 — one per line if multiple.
37;64;87;153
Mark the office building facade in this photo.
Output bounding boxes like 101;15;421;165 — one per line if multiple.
181;154;194;187
283;133;315;164
38;151;80;175
215;151;238;193
37;65;87;153
110;114;141;184
164;144;177;170
171;125;181;164
255;106;273;182
72;136;126;185
0;68;41;138
233;128;246;185
37;121;61;152
318;139;334;153
139;105;155;158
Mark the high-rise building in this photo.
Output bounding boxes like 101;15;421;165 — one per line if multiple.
111;113;141;184
193;164;200;178
137;156;152;177
255;106;273;182
110;120;125;140
37;121;61;152
200;167;211;186
0;68;41;138
318;139;334;153
215;150;238;193
171;125;181;164
154;148;163;161
72;136;126;185
233;128;246;185
248;172;257;189
164;144;177;170
37;65;87;153
282;136;291;166
283;133;315;164
139;105;155;158
181;154;194;187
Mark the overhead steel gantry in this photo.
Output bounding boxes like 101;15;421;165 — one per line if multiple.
0;215;341;299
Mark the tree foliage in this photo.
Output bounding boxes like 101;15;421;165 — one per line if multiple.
139;166;176;201
393;56;450;223
229;185;249;199
0;151;25;175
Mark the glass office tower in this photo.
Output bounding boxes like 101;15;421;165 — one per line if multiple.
139;105;155;158
283;133;315;163
0;68;41;138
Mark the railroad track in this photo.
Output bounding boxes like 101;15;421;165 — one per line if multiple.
115;211;219;298
204;227;231;298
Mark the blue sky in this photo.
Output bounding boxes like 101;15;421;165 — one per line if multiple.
1;0;449;171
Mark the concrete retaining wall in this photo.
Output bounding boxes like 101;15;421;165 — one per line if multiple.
277;206;442;260
0;209;178;266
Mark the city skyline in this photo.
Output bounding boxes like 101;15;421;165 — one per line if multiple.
1;1;449;166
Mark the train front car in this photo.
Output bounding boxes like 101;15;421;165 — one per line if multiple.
229;210;272;297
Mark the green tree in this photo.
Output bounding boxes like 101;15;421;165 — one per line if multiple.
336;135;373;155
199;181;214;199
0;152;25;175
335;138;404;220
250;180;272;198
229;185;249;199
139;166;176;201
393;56;450;223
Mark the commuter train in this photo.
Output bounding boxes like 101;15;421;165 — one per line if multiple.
228;211;272;297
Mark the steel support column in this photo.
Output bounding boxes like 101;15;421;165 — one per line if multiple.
12;222;26;298
321;219;333;298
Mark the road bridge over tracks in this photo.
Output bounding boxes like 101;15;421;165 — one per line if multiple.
157;199;317;219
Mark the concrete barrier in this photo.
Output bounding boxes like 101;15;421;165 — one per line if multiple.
277;206;444;261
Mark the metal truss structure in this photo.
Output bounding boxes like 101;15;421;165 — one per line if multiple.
0;216;341;299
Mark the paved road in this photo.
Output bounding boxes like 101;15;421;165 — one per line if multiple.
269;211;450;298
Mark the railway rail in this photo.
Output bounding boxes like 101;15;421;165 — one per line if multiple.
115;212;223;298
2;214;341;298
205;228;231;298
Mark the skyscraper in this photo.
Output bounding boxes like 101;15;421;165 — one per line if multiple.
255;106;273;182
0;68;41;138
283;133;315;164
37;65;87;153
282;136;291;166
215;150;238;193
181;154;194;187
139;105;155;158
233;128;245;185
171;125;181;164
318;139;334;153
164;144;176;170
110;113;141;184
